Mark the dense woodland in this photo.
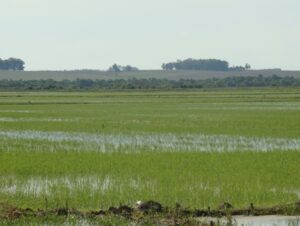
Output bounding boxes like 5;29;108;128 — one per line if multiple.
0;75;299;90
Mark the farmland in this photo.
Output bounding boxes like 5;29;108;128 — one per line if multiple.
0;89;299;216
1;69;300;81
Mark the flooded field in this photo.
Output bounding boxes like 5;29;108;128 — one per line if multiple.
0;89;299;224
1;130;300;153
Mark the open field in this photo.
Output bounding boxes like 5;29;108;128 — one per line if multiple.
1;69;300;81
0;89;299;216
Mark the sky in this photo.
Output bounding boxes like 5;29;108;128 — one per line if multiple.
0;0;299;71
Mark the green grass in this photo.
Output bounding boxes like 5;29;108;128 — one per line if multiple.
0;88;299;212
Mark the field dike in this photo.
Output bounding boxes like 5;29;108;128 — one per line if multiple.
1;130;300;152
0;200;299;225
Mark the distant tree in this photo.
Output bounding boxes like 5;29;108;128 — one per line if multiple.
0;58;25;71
245;63;251;70
229;63;252;71
108;64;139;72
162;63;175;70
108;64;121;72
162;58;229;71
123;65;139;72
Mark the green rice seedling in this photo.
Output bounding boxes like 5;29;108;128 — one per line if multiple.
0;89;299;212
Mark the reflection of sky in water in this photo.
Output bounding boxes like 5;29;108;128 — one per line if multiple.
234;215;300;226
0;176;156;197
0;130;300;153
0;117;74;122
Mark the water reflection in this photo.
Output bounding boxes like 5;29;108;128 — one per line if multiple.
234;215;300;226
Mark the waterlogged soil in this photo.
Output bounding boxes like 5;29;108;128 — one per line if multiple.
0;201;299;225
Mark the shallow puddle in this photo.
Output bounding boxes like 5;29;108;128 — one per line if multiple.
0;117;74;122
1;130;300;152
233;215;300;226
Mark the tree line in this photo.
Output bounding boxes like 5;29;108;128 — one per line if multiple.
0;57;254;72
162;58;252;71
162;59;230;71
0;75;298;90
0;58;25;71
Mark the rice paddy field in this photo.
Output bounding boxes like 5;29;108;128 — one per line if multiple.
0;88;299;212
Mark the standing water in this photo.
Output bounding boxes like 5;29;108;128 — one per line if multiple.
233;215;300;226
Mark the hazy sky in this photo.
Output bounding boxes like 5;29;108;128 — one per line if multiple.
1;0;299;70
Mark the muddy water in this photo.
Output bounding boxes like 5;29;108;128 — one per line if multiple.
233;215;300;226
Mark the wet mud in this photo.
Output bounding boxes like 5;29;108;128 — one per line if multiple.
0;200;299;225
